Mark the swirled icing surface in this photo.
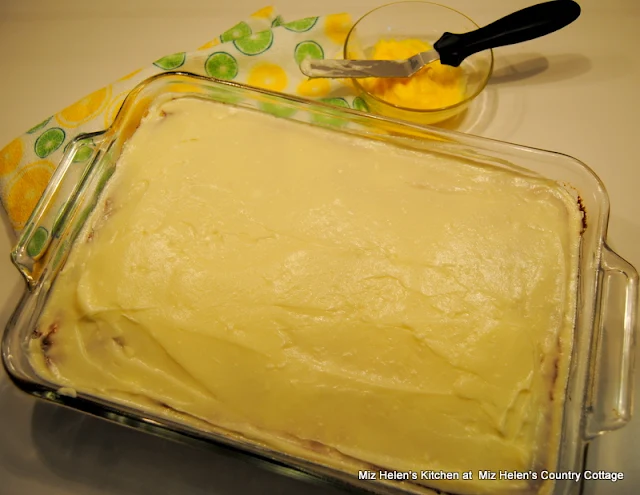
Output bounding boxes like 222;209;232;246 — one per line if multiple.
30;98;582;495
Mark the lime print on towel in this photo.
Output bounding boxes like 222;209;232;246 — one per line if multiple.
0;7;359;233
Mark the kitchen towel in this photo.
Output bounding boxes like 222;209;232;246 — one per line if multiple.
0;6;365;234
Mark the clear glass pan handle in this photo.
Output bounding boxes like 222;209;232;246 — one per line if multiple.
586;244;638;438
11;134;105;288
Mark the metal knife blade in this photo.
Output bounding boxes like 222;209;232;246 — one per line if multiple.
299;49;441;79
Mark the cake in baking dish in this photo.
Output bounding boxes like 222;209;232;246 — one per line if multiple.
30;97;583;495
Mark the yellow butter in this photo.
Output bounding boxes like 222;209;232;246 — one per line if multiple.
361;38;466;109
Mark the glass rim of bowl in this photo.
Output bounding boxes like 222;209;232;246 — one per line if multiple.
344;0;495;114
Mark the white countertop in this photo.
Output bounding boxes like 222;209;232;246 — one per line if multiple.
0;1;638;494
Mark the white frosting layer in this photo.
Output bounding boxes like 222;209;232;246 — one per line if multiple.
31;98;583;495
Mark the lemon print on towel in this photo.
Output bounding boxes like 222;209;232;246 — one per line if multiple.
221;22;252;43
251;6;275;20
56;86;111;128
297;78;330;97
205;52;239;80
234;31;274;56
153;52;186;70
27;116;52;134
294;41;324;66
248;63;287;92
5;160;55;230
283;17;319;32
117;68;142;82
324;13;352;45
0;138;24;177
34;128;65;159
198;38;221;50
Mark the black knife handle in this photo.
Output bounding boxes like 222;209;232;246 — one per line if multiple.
434;0;581;67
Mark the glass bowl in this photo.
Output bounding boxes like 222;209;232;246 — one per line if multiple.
344;1;494;125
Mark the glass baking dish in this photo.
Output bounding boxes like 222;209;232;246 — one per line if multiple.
2;72;638;495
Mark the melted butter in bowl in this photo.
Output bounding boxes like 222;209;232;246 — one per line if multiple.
344;1;494;125
30;97;582;495
359;38;467;110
